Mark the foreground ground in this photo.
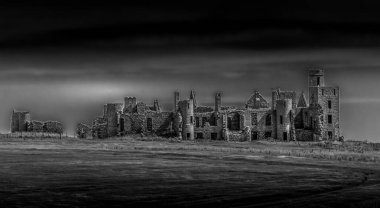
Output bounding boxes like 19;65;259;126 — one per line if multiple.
0;138;379;207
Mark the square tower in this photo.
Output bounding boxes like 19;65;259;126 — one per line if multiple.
308;68;325;87
308;68;340;140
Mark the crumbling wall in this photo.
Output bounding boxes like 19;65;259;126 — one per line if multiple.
123;97;137;113
11;111;31;132
272;89;297;110
178;99;194;140
92;117;108;138
144;111;173;135
104;103;123;137
276;99;292;141
296;129;314;141
43;121;63;134
76;123;92;139
92;123;108;139
27;120;44;132
246;91;269;109
247;109;272;140
193;112;222;140
136;102;149;114
226;131;249;142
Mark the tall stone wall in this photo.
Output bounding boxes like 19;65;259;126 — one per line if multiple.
309;86;340;140
272;89;297;110
43;121;63;134
193;112;222;140
246;109;272;140
124;97;137;113
105;103;123;137
178;99;194;140
276;99;292;141
11;111;31;132
121;111;174;136
27;120;44;132
310;87;340;140
246;91;269;109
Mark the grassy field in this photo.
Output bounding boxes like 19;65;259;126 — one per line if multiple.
0;137;379;207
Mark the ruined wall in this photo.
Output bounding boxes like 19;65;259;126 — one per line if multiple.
246;109;272;140
27;120;44;132
124;97;137;113
174;91;180;112
178;99;194;140
226;111;244;131
246;91;269;109
43;121;63;134
295;129;314;141
308;68;325;87
76;123;92;139
272;89;297;110
92;123;108;139
173;111;182;138
105;103;123;137
194;112;222;140
294;108;305;129
121;111;173;136
144;111;173;135
11;111;31;132
321;87;340;140
92;117;108;138
276;99;292;141
227;131;247;142
309;86;340;140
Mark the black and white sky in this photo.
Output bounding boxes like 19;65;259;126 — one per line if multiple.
1;1;380;140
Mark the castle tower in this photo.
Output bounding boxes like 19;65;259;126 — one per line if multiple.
275;99;292;141
174;91;179;112
123;97;137;113
308;68;325;87
215;92;222;112
189;90;197;108
308;68;340;140
10;110;31;133
178;99;194;140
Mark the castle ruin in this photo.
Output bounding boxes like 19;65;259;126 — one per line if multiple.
10;110;63;134
77;68;340;141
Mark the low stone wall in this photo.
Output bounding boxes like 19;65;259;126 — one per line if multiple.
296;129;314;141
227;131;247;142
0;132;63;138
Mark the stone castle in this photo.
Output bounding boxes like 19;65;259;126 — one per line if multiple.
75;68;340;141
10;110;63;134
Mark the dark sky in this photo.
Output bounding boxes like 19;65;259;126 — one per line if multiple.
1;1;380;140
